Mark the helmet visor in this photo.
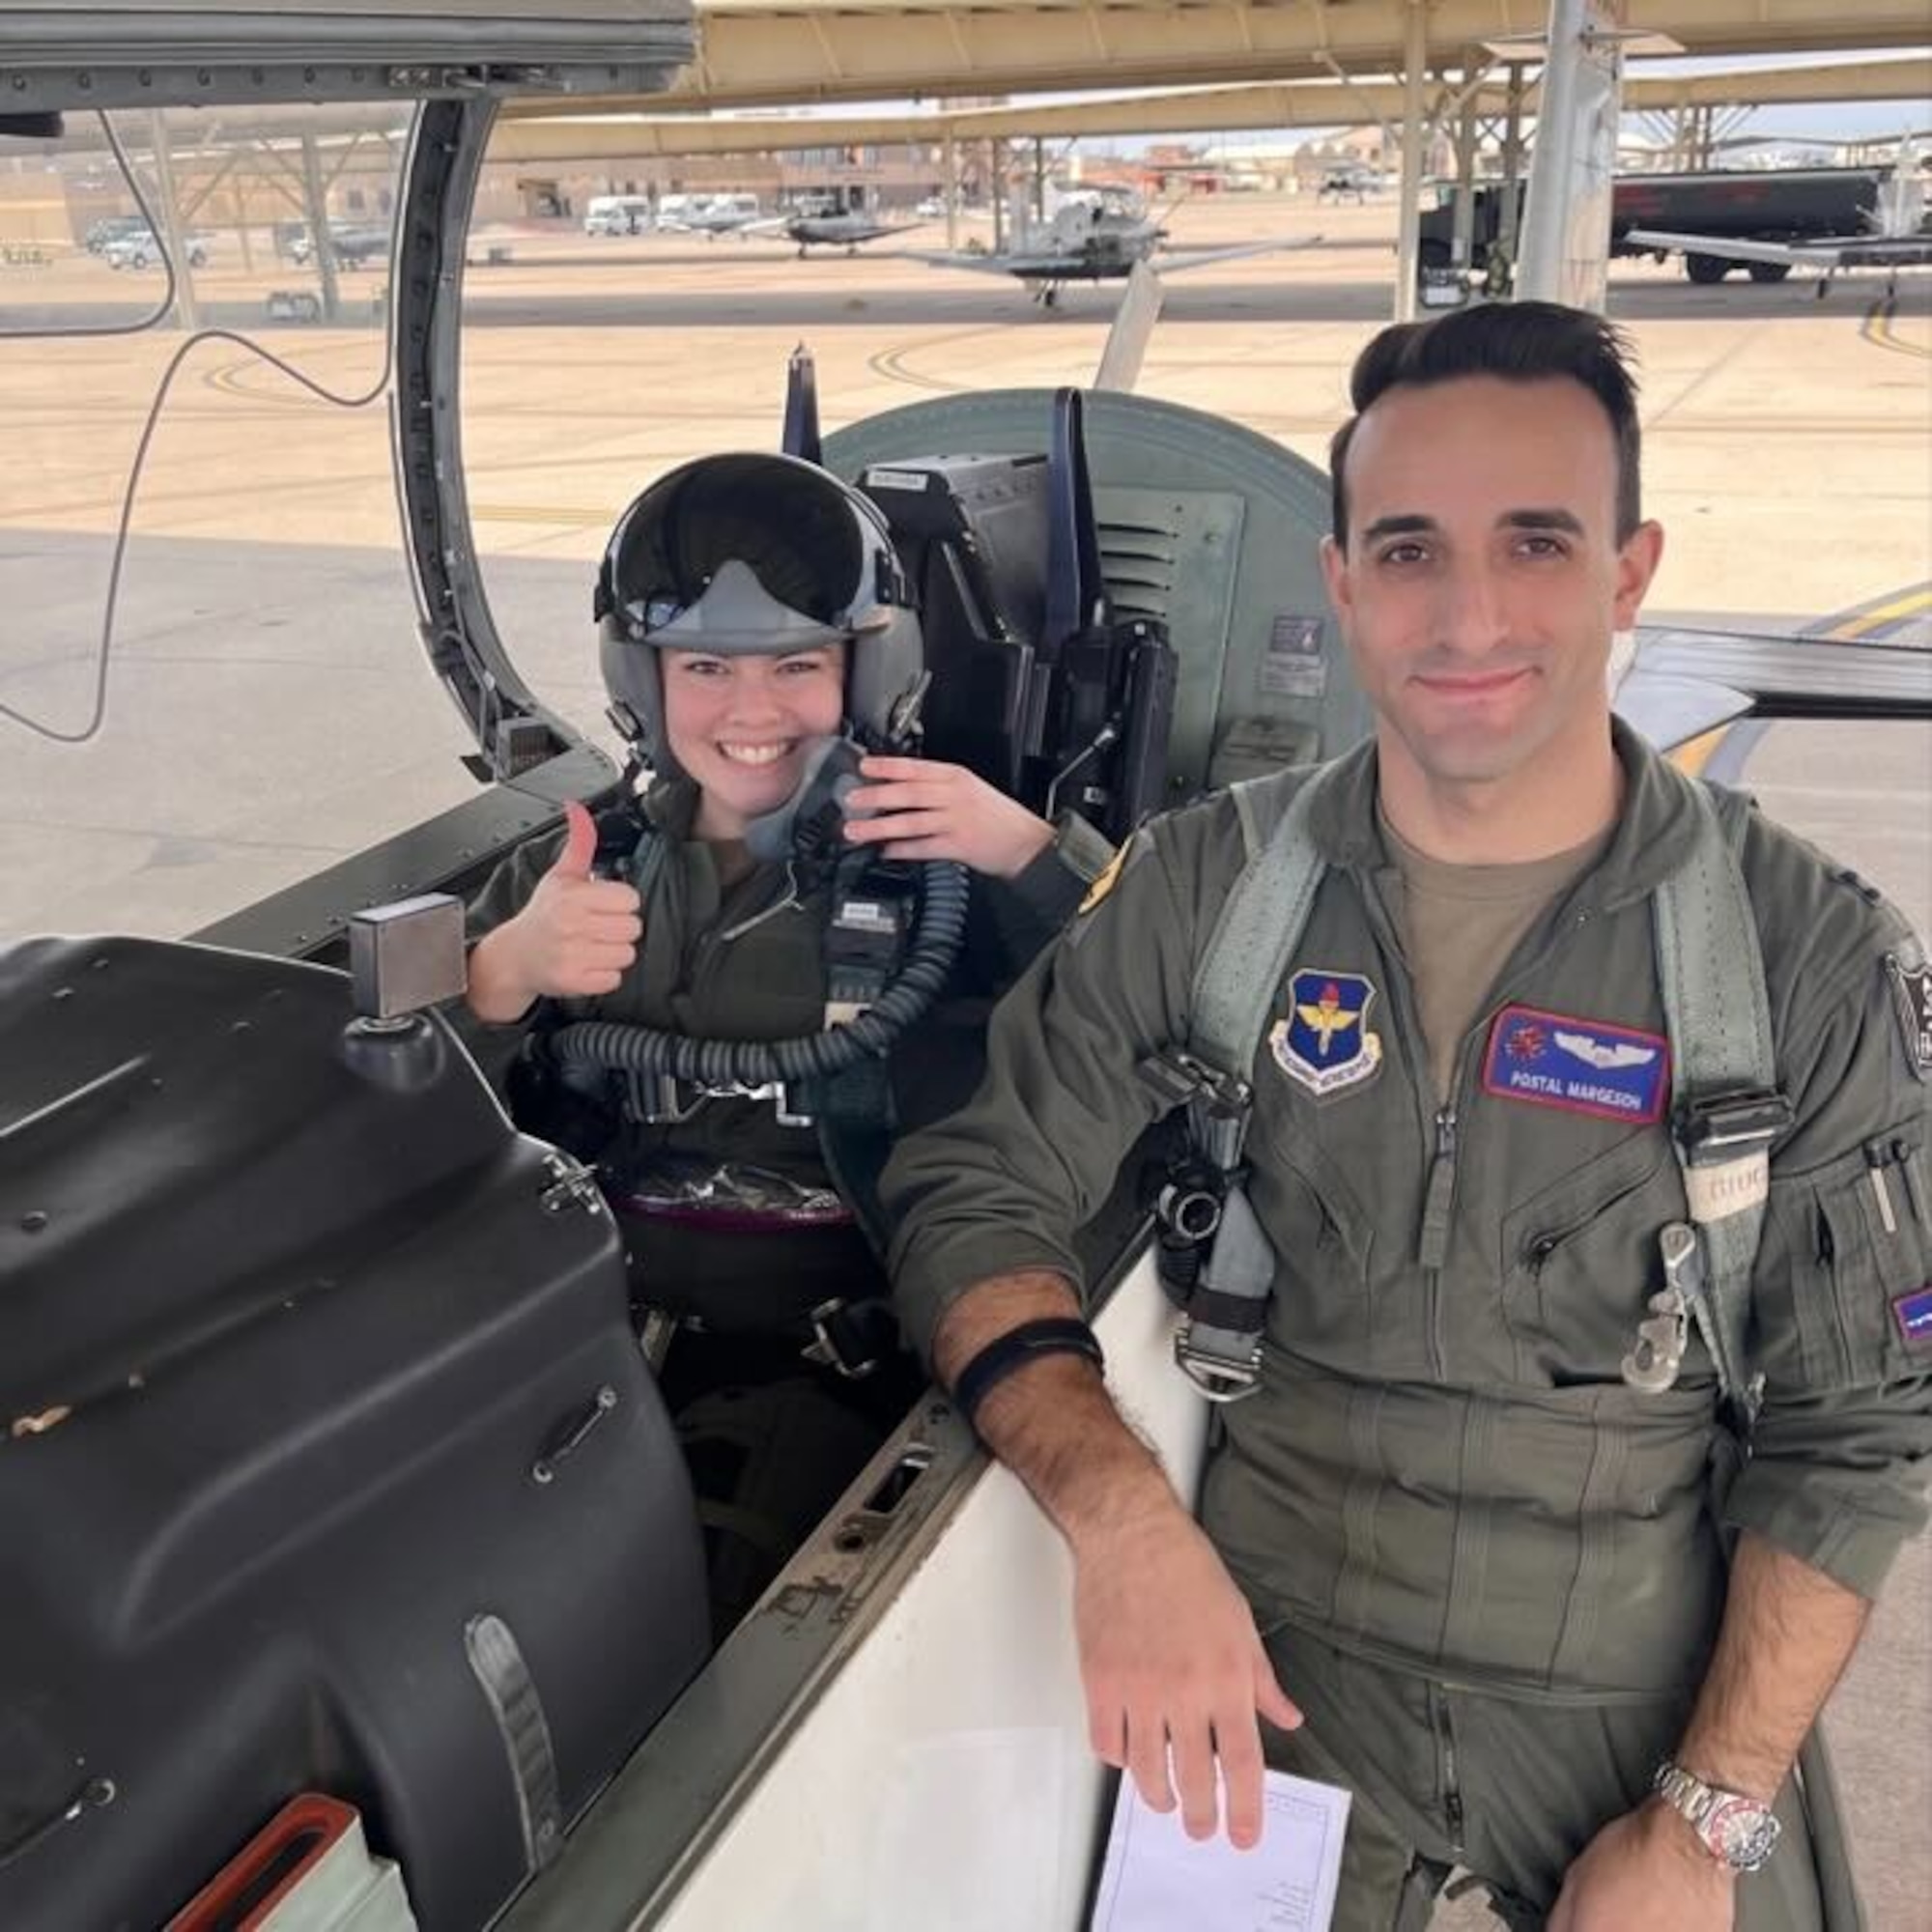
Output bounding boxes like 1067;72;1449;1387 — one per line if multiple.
603;453;884;651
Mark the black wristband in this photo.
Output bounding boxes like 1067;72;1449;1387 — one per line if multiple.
950;1318;1105;1433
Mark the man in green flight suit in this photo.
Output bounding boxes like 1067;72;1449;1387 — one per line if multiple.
883;302;1932;1929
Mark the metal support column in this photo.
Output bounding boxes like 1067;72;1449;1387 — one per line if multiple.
146;110;200;330
1518;0;1623;312
1452;81;1481;277
300;131;343;322
1498;60;1529;266
1393;0;1430;322
944;132;958;250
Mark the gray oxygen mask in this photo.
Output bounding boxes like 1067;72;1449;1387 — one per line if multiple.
743;734;869;865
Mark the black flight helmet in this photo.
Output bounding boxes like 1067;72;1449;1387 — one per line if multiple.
595;452;922;776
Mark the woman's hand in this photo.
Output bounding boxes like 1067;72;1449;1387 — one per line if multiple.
840;756;1055;880
467;801;642;1021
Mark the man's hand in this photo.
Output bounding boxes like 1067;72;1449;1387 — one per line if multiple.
933;1275;1300;1850
841;755;1055;879
467;801;643;1022
1071;1497;1302;1851
1548;1803;1735;1932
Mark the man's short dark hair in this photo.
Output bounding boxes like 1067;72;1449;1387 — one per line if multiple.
1328;301;1642;549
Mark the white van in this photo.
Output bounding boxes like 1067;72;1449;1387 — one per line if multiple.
582;194;652;237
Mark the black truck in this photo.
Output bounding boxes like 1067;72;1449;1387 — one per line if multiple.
1422;167;1889;285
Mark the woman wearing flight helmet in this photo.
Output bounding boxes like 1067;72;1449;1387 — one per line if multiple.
466;453;1112;1619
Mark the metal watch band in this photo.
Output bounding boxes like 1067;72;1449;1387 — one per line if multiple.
1652;1760;1782;1873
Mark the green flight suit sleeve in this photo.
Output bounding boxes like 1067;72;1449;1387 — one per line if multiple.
883;807;1217;1367
459;828;568;1030
465;828;567;942
970;810;1118;987
1726;881;1932;1600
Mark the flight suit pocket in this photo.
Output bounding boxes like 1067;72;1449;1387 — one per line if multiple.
1498;1135;1689;1387
1246;1121;1378;1359
1759;1126;1932;1389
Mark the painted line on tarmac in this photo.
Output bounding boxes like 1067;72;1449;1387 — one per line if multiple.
1831;582;1932;641
1861;298;1932;362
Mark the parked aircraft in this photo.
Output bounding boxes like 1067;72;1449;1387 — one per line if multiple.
288;220;391;270
755;206;923;254
1623;138;1932;297
914;185;1320;304
656;192;763;236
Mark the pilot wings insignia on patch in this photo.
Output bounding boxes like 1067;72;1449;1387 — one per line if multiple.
1483;1005;1671;1124
1554;1030;1659;1072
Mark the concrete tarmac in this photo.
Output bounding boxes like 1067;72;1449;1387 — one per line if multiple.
2;193;1928;1925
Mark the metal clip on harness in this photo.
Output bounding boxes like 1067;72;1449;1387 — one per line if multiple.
1140;1050;1272;1404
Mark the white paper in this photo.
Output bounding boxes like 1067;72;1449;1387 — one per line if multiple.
1089;1769;1351;1932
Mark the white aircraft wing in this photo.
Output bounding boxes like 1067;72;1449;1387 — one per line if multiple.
1155;234;1325;272
1614;625;1932;753
900;248;1075;275
1623;228;1842;270
796;221;924;247
1626;228;1932;271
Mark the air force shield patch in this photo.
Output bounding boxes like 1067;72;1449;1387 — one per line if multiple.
1269;969;1383;1098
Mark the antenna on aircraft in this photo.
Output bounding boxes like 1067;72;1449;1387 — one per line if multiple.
1042;388;1107;655
781;343;823;467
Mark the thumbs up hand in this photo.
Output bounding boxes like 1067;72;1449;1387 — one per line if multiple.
467;801;645;1022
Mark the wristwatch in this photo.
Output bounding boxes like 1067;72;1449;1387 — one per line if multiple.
1651;1760;1782;1872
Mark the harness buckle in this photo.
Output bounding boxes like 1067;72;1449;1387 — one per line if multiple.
1172;1325;1264;1404
1672;1088;1791;1166
801;1298;884;1380
627;1071;813;1127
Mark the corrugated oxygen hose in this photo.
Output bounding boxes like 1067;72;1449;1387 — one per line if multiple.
545;860;969;1088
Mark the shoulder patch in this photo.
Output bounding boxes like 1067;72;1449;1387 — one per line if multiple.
1893;1286;1932;1350
1886;952;1932;1082
1078;841;1129;916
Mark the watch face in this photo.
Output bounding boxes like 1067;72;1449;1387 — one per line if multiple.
1708;1797;1781;1871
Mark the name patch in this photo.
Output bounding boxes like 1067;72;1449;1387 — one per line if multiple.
1893;1287;1932;1349
1269;969;1383;1098
1482;1006;1670;1124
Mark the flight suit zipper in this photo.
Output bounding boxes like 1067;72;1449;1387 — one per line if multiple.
1418;1106;1459;1377
1433;1689;1467;1860
1360;873;1461;1379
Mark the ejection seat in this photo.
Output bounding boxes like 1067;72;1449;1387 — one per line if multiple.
824;386;1372;823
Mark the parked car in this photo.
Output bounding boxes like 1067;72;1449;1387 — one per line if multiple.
1318;166;1378;201
288;222;389;269
83;214;153;254
582;194;654;237
915;194;947;218
103;227;210;270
